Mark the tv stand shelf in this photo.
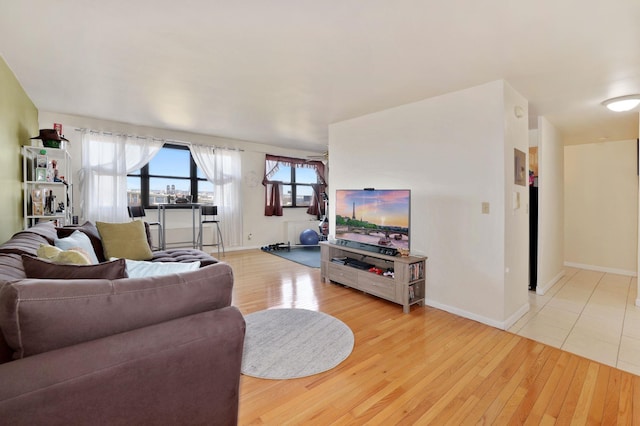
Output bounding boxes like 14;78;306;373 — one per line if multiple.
320;241;427;313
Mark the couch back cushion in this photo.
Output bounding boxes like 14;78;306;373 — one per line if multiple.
0;262;234;359
14;221;58;244
0;254;27;282
0;282;12;364
0;222;58;256
0;232;50;257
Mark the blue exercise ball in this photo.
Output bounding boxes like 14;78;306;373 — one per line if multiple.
299;228;319;245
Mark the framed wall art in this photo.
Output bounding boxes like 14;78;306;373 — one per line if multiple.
514;148;526;186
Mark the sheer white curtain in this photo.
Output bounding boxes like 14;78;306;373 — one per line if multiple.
78;131;162;222
190;145;243;247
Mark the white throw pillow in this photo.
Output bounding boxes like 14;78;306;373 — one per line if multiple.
55;230;99;264
115;258;201;278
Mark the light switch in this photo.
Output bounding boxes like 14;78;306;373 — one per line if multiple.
481;202;490;214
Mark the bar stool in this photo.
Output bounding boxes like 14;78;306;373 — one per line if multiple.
128;205;164;250
197;205;224;257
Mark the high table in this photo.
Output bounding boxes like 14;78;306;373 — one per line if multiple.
157;203;202;250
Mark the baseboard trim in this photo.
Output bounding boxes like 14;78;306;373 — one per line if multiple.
535;270;565;295
563;261;637;277
425;299;530;331
504;302;531;330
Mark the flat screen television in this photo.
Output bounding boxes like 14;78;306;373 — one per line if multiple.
335;189;411;250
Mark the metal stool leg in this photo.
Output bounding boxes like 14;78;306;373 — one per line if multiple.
197;221;224;258
215;222;225;257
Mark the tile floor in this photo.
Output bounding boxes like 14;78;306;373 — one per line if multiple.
509;267;640;376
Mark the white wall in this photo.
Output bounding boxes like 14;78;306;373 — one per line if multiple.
565;139;638;275
535;117;565;294
329;80;529;328
503;85;530;322
38;111;321;250
637;113;640;305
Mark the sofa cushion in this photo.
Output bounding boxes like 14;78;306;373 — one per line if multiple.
151;249;218;266
22;256;127;280
57;221;107;262
0;232;50;257
96;221;153;261
0;222;58;257
54;230;99;264
0;254;27;281
0;262;234;359
13;221;58;245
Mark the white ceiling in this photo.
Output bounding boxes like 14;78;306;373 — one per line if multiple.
1;0;639;153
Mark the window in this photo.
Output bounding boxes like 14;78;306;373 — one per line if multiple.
263;154;326;217
268;162;319;207
127;144;213;207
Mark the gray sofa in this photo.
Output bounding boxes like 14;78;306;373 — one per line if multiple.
0;221;245;425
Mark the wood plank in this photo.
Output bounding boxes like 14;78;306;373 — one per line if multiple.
507;346;563;424
585;364;610;424
218;250;640;425
523;351;571;425
602;369;623;425
571;362;600;424
617;373;634;424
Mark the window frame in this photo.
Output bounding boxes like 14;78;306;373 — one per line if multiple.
274;163;319;208
127;143;208;208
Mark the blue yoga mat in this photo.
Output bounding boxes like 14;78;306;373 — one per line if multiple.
266;246;320;268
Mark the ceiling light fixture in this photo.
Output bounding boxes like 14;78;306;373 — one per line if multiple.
602;95;640;112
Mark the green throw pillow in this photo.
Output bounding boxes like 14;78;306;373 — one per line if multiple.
96;221;153;260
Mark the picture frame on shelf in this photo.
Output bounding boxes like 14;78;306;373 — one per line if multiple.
35;168;47;182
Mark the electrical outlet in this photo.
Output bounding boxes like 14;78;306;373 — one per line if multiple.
248;233;253;240
481;202;490;214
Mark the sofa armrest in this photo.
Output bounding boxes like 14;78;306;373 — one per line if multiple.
0;306;245;426
0;262;234;358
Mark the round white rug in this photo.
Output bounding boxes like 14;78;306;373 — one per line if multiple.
241;308;354;380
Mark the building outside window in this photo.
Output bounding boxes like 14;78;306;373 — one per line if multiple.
127;144;213;207
267;163;318;207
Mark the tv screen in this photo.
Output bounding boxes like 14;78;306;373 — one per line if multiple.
335;189;410;250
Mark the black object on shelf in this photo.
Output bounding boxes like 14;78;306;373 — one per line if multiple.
344;258;374;270
529;185;538;291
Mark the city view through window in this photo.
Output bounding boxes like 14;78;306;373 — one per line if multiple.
269;164;318;207
127;146;214;206
126;181;214;206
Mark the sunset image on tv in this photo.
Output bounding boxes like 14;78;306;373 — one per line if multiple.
335;189;410;249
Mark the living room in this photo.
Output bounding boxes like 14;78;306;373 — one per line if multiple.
2;1;640;423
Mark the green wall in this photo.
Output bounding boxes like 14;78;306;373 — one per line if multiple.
0;56;38;243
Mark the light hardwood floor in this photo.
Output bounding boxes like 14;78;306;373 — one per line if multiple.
224;250;640;425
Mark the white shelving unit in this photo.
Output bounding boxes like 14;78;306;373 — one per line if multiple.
22;145;73;229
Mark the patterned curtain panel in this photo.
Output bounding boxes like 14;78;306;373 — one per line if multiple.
262;154;326;217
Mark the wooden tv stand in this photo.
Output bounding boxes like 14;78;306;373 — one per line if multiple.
320;241;427;313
